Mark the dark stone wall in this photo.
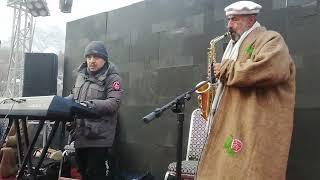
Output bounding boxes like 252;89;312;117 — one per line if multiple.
63;0;320;179
63;12;108;94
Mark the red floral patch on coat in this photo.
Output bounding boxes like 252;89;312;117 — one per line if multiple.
231;138;243;153
224;135;243;157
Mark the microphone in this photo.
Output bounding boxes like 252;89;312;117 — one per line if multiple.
142;112;156;123
142;108;161;123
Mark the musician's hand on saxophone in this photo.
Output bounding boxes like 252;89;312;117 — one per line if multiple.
213;63;220;80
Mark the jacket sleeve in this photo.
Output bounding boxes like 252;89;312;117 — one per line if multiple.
91;74;122;115
64;94;74;100
219;31;293;87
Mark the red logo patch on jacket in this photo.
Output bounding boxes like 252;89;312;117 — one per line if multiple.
112;81;120;91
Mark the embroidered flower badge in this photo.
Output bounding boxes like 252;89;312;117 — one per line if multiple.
223;135;243;157
231;139;243;152
245;43;254;56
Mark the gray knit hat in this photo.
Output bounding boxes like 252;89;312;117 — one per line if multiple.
84;41;108;61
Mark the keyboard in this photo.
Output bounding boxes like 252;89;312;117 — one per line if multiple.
0;95;99;120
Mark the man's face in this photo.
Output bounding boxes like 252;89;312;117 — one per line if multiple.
86;55;106;72
226;15;254;42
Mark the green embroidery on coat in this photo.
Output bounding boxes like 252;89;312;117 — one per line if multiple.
245;43;254;56
223;135;234;157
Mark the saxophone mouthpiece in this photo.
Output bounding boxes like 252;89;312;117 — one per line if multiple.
211;32;230;45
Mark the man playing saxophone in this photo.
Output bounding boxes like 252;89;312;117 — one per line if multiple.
196;1;295;180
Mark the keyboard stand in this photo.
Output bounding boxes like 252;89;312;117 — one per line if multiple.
1;117;66;180
0;95;99;179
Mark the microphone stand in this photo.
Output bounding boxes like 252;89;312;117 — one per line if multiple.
142;80;208;180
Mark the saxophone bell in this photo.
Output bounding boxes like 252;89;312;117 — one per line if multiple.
195;81;212;120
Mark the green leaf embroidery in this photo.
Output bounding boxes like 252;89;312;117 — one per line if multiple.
227;148;234;157
245;43;254;56
223;135;234;157
224;135;233;149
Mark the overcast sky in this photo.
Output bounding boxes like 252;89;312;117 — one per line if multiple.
0;0;143;51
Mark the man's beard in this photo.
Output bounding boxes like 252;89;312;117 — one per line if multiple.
228;29;241;42
228;27;249;42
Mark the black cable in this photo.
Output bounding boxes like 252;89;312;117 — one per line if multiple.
0;98;12;104
0;98;26;104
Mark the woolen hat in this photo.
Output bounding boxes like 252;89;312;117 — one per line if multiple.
84;41;108;61
224;1;262;16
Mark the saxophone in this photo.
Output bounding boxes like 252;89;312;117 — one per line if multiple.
195;32;229;120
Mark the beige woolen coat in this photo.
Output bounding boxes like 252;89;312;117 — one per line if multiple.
196;27;296;180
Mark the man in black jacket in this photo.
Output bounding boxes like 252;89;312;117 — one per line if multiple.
66;41;122;180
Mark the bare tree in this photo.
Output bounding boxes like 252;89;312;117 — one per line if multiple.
32;25;65;53
0;47;10;96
